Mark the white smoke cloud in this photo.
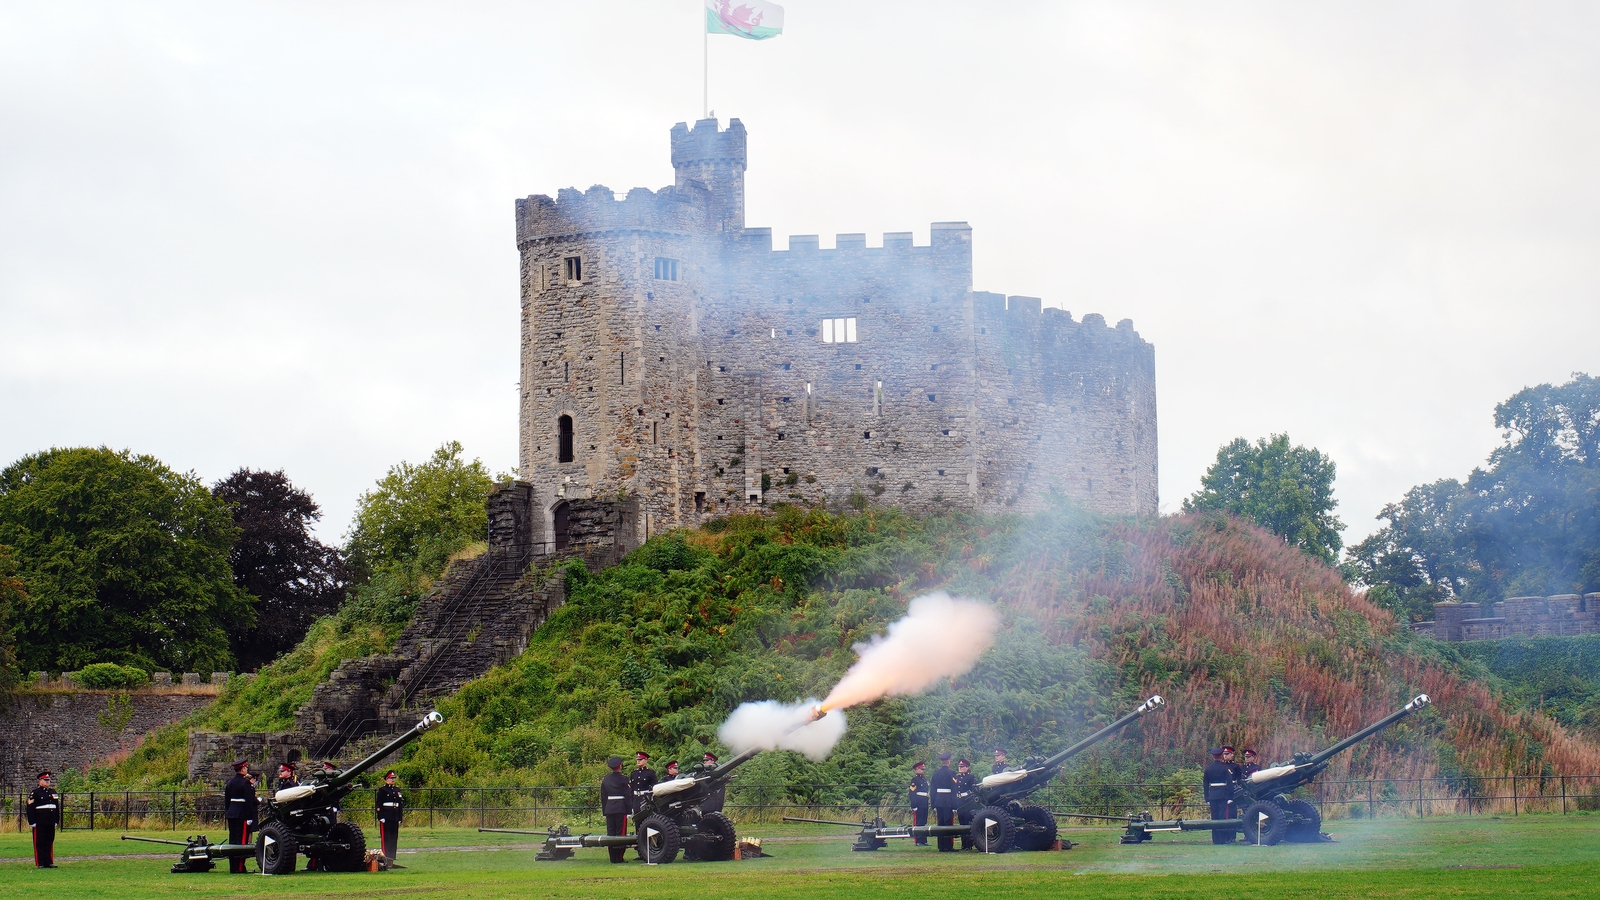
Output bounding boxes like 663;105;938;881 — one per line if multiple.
718;699;847;761
820;592;1000;711
717;592;999;760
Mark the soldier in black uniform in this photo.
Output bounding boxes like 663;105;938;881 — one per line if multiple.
658;760;680;783
375;769;405;862
277;762;299;790
992;747;1008;776
629;752;657;800
1240;748;1260;780
223;759;256;873
27;770;61;868
699;752;725;814
907;761;929;845
954;758;977;850
1203;746;1240;844
600;757;632;864
930;752;959;852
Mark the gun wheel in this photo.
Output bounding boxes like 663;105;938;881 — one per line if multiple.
322;822;368;871
686;811;737;861
1012;804;1058;851
636;814;682;864
1282;799;1323;843
970;806;1017;853
256;822;299;875
1242;800;1287;846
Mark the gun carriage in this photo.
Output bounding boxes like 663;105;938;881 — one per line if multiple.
1120;694;1431;846
786;695;1166;852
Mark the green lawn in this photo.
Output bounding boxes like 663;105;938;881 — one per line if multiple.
2;815;1596;899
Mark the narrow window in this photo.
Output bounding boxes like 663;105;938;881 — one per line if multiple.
653;257;678;280
552;501;571;551
564;256;582;282
563;360;569;383
620;352;626;385
846;317;857;342
695;491;706;513
822;319;835;343
652;421;658;444
557;415;574;463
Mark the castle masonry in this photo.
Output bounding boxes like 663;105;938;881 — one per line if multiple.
516;118;1157;549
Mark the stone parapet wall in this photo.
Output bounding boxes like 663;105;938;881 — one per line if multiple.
0;690;218;792
1422;593;1600;642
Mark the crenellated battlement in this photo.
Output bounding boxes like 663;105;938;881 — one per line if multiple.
514;181;711;244
670;117;747;167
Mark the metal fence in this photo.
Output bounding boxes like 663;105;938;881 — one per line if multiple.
8;775;1600;834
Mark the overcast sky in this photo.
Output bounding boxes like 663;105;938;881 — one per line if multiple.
3;1;1597;546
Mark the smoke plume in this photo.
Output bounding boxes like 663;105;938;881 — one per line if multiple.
718;700;847;761
717;592;999;759
820;592;1000;711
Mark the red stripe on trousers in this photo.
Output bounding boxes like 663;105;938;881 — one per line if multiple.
32;826;39;866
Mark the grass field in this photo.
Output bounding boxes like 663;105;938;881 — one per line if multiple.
2;815;1596;899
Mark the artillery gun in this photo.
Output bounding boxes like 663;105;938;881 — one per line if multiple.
1121;693;1431;846
253;711;444;874
120;834;257;874
785;695;1166;853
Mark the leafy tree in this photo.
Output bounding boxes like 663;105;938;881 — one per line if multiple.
0;447;249;673
0;545;23;692
340;441;497;629
213;469;349;671
1346;373;1600;616
1182;434;1343;565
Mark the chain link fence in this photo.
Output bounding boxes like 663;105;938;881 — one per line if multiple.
7;775;1599;833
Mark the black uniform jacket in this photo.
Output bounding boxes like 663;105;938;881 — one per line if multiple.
954;772;977;805
601;772;633;816
27;787;62;827
629;767;657;799
376;785;405;823
1203;760;1238;802
908;774;930;810
224;774;255;820
930;765;959;810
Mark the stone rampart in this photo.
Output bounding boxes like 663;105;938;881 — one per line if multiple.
1418;593;1600;642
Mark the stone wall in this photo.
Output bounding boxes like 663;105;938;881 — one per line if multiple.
516;117;1158;551
1419;593;1600;642
0;686;219;792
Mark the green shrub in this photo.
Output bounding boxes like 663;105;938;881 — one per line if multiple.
74;662;150;689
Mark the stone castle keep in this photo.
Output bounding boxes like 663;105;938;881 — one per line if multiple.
515;118;1157;550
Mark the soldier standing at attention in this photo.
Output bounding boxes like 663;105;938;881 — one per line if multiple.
27;770;61;868
629;752;657;800
992;748;1008;776
908;761;930;846
1203;746;1240;844
223;759;255;873
699;752;726;814
1240;748;1260;780
954;758;977;850
930;752;959;852
375;770;405;862
277;762;298;790
658;761;680;783
600;757;632;864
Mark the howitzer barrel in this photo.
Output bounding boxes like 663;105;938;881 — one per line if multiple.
1039;695;1165;770
1306;694;1429;767
782;816;872;828
327;711;444;790
705;746;761;781
121;835;192;846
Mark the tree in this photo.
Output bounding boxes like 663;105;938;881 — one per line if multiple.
340;441;497;629
213;469;349;671
0;545;23;691
1183;434;1343;565
0;447;249;673
1344;373;1600;614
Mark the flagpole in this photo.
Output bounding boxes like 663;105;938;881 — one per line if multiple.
703;14;709;119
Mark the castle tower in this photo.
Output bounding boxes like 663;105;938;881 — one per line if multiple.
671;118;746;233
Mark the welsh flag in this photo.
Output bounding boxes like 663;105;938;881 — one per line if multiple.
706;0;784;40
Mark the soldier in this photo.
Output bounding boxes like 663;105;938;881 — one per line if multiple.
907;761;930;846
629;752;657;800
699;752;725;814
1203;746;1240;844
954;758;977;850
930;752;959;852
658;761;680;783
992;747;1008;776
601;756;632;864
26;770;61;868
223;759;255;873
1240;748;1260;780
277;762;299;790
375;769;404;862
